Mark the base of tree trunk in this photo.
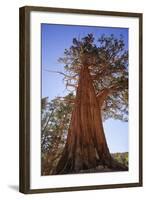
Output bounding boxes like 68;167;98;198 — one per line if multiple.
53;156;128;175
77;161;128;174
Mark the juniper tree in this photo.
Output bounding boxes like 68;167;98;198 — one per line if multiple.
48;33;128;174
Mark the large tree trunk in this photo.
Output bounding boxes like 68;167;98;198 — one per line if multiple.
55;65;127;174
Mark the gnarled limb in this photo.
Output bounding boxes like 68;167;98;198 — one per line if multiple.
96;85;119;107
45;69;78;80
96;88;110;107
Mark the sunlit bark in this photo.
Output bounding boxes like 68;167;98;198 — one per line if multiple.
55;65;127;174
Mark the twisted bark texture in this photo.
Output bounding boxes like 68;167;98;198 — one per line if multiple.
55;66;127;174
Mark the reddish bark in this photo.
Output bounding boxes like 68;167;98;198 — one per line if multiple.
55;65;127;174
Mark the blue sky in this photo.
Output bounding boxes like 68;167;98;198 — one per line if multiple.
41;23;128;153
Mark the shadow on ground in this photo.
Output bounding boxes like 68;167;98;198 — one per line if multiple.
8;185;19;192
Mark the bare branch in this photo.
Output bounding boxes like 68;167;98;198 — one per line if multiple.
56;96;75;104
66;83;77;89
45;69;78;80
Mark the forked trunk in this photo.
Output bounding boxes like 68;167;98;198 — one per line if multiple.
55;65;126;174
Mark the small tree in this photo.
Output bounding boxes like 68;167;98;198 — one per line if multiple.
41;94;74;175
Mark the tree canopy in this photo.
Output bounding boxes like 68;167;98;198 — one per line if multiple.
58;33;128;121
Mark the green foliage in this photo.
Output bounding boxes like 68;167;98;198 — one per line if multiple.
112;152;128;167
41;93;74;154
41;94;75;174
59;33;128;121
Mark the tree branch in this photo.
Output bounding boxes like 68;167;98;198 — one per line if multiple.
42;110;54;133
56;97;75;104
96;85;119;107
66;83;77;88
97;88;110;107
45;69;78;80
